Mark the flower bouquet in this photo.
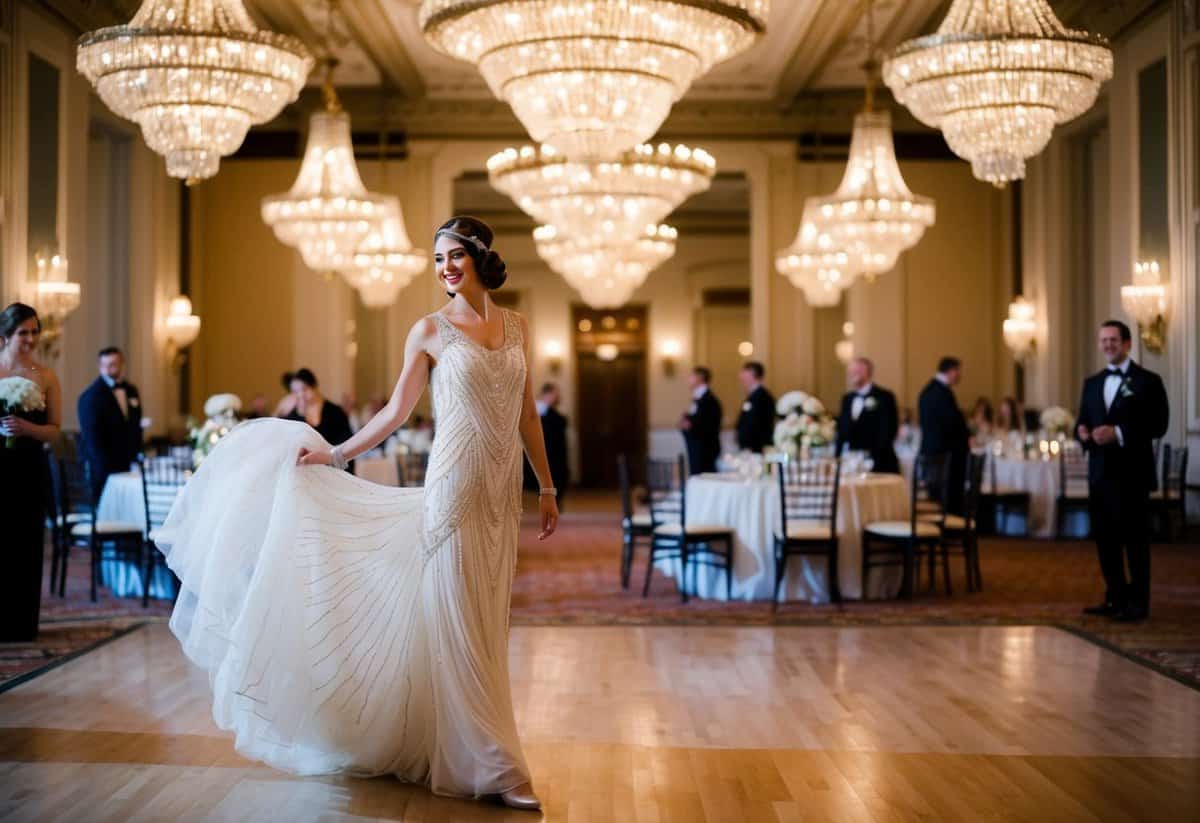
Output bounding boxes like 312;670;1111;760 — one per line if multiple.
1039;405;1074;438
189;393;242;467
773;390;836;458
0;376;46;448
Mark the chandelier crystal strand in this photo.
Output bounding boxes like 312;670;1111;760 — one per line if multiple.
262;67;390;273
535;223;676;306
489;143;714;246
341;198;429;307
883;0;1113;187
775;205;856;307
420;0;767;159
77;0;312;182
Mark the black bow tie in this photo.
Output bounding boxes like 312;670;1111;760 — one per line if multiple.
1105;368;1123;377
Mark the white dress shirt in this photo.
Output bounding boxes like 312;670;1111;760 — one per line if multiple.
1102;358;1131;445
850;383;874;421
102;374;129;419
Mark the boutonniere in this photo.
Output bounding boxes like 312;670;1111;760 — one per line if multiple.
1118;379;1135;399
863;397;878;411
742;401;752;412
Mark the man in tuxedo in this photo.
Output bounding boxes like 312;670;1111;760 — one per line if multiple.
735;361;776;453
536;382;569;508
836;357;900;474
917;356;969;513
78;347;144;500
680;366;722;475
1075;320;1169;622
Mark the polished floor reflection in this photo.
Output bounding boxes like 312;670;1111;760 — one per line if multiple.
1;624;1197;821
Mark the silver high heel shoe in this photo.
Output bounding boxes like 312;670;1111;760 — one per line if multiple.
500;782;542;811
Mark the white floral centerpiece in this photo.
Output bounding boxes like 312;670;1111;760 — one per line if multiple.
773;390;836;458
0;376;46;448
189;393;242;467
1039;405;1074;438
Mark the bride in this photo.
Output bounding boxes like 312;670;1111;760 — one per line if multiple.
158;216;559;811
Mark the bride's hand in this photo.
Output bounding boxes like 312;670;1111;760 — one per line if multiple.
297;447;332;467
537;494;559;540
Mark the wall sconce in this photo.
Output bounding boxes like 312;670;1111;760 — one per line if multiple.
596;342;619;362
164;296;201;371
737;340;754;357
542;340;564;374
835;321;854;365
30;249;81;359
660;338;682;376
1002;295;1037;362
1120;260;1167;353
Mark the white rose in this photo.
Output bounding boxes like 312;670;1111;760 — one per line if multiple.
776;390;809;416
801;396;825;416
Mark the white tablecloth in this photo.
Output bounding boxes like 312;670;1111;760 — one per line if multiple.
356;455;399;486
898;453;1088;538
95;472;177;599
655;472;909;603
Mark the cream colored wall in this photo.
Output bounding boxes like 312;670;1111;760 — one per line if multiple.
189;162;304;420
844;161;1013;416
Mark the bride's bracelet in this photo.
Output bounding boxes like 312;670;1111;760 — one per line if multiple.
330;446;349;471
538;487;557;497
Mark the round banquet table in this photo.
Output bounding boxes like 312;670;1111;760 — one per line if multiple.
94;472;177;599
898;453;1089;538
654;472;910;603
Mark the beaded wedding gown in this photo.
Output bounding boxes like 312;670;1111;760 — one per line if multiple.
157;309;530;797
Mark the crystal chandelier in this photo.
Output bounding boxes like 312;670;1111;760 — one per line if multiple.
419;0;768;159
489;142;714;245
807;0;933;280
77;0;312;182
340;198;428;308
809;110;935;279
1001;295;1037;361
1120;260;1169;353
262;65;390;273
535;222;676;307
775;206;856;306
27;249;82;358
883;0;1113;187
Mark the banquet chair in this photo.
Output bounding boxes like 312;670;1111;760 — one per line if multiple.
398;452;429;487
1055;446;1090;539
773;455;841;606
862;452;949;599
59;457;143;601
920;452;985;593
643;455;735;602
618;453;653;589
1151;444;1189;541
140;456;188;606
980;448;1030;536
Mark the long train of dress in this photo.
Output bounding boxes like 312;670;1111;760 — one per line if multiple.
156;309;530;797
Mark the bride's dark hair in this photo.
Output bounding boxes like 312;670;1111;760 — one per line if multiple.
0;303;40;341
435;216;507;291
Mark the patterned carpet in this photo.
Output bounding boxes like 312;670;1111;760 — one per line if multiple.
3;491;1198;691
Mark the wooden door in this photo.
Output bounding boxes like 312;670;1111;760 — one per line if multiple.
574;306;647;488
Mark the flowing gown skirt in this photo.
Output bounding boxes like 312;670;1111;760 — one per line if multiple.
156;418;529;796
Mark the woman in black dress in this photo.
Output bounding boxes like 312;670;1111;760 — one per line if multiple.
282;368;354;471
0;304;63;642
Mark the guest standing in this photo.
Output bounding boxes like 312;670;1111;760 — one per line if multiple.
836;357;900;474
917;357;969;513
735;361;776;453
536;382;569;507
78;346;144;502
283;368;354;471
1075;320;1169;622
680;366;722;475
0;304;62;641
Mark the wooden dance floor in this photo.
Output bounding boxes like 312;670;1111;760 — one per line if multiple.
1;623;1198;822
